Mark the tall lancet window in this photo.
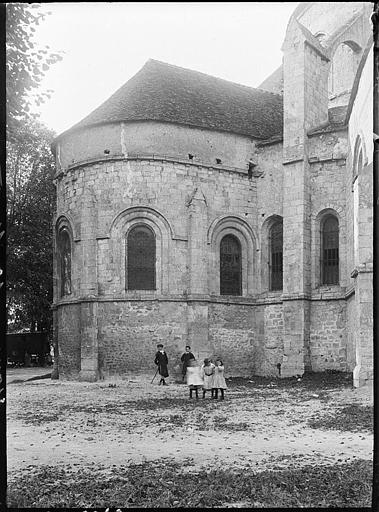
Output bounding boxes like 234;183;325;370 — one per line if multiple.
127;225;156;290
269;220;283;291
321;216;339;285
220;234;242;295
59;229;72;297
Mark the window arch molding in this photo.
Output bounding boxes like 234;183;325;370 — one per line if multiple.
55;215;75;300
55;214;76;240
327;38;362;108
312;208;342;288
208;215;257;296
351;134;372;270
352;135;367;182
260;215;283;293
109;206;172;295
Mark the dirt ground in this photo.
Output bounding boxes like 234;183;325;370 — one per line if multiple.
7;371;373;485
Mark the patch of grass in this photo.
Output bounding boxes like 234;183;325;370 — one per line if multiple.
308;404;373;432
16;412;60;425
167;414;185;427
7;459;372;508
214;421;250;432
227;370;352;391
213;414;228;423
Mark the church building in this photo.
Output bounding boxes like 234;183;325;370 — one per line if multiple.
51;2;373;386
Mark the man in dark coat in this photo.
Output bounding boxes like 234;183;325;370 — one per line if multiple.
180;345;195;381
154;344;169;385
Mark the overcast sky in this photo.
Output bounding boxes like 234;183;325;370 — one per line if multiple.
32;2;297;135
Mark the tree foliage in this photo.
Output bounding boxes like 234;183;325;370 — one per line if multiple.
7;119;56;332
6;3;63;140
6;4;63;332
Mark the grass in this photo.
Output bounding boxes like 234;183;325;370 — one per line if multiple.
308;404;373;433
227;370;352;391
8;459;372;508
16;385;345;427
8;372;373;507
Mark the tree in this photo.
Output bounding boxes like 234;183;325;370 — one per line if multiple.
6;3;63;140
7;119;56;333
6;4;63;332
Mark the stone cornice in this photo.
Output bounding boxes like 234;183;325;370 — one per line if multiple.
308;156;346;164
52;289;355;309
56;153;263;179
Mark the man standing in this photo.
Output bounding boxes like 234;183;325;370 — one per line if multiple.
154;343;169;385
180;345;195;382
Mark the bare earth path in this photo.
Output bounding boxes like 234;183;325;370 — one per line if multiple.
6;372;373;507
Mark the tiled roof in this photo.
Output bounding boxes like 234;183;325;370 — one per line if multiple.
307;106;349;136
56;59;283;141
258;65;283;95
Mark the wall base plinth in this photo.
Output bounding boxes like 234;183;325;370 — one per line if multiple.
353;365;373;388
79;369;99;382
51;368;59;380
280;359;305;378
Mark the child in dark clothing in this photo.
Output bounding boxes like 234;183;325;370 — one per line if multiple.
154;344;169;385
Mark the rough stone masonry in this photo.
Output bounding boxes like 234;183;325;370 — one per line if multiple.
51;2;373;386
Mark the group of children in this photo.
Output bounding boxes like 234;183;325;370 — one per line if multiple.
185;354;227;400
154;344;228;400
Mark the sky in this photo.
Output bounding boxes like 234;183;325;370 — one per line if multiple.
31;2;297;135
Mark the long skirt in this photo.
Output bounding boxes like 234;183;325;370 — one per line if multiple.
202;373;214;390
159;363;169;378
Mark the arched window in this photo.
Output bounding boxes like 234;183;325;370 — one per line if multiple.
58;229;72;297
220;234;242;295
321;216;339;285
269;220;283;291
127;225;156;290
328;42;361;108
353;148;363;265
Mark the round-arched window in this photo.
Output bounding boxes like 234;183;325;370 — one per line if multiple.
321;216;339;285
220;234;242;295
269;220;283;291
127;225;156;290
58;229;72;297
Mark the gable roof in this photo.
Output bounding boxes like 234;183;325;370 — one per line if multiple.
258;65;283;95
54;59;283;144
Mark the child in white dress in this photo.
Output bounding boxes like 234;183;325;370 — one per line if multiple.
186;359;204;399
200;358;215;398
212;359;227;400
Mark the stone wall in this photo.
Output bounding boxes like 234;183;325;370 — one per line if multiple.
309;300;347;371
57;121;256;171
346;294;357;371
97;300;188;378
56;304;81;378
308;130;348;289
52;3;373;383
347;45;373;386
56;299;285;380
208;303;263;377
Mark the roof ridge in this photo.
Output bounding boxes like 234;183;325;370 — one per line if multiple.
53;57;284;145
146;58;283;98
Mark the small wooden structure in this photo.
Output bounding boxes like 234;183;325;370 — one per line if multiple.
6;332;51;367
